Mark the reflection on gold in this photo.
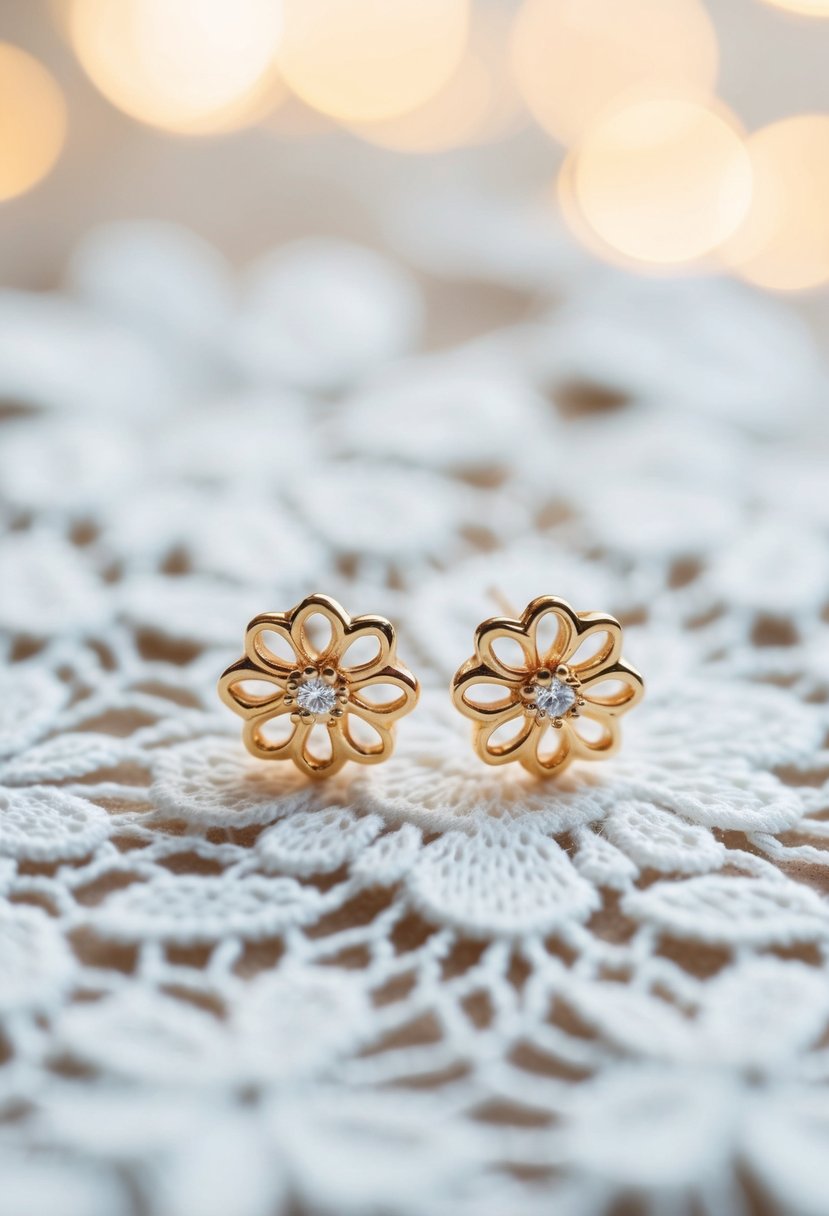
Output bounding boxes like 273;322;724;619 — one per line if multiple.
69;0;283;135
721;115;829;292
277;0;470;124
562;96;752;267
0;43;67;203
347;3;522;153
511;0;719;145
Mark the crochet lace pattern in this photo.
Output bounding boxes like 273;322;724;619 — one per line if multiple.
0;216;827;1216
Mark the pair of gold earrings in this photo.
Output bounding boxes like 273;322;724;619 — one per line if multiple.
218;591;643;780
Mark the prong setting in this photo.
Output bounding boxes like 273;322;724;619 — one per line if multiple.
293;665;349;720
521;664;582;722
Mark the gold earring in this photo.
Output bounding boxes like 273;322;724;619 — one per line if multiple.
219;592;419;779
451;593;643;779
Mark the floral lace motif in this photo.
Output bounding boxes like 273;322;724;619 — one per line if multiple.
0;220;828;1215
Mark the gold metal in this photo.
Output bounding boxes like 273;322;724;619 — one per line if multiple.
451;594;643;779
219;592;419;779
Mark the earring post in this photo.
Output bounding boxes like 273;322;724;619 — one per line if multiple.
486;586;520;618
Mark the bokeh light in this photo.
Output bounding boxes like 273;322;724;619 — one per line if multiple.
347;3;521;153
757;0;829;14
69;0;283;135
511;0;719;145
0;43;66;203
561;96;753;267
721;115;829;292
276;0;470;124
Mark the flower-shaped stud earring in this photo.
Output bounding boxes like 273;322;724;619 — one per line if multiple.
219;593;419;778
451;594;643;778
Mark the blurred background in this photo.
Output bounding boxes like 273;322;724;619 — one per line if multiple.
3;0;829;310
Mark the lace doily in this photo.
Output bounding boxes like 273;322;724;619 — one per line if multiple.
1;217;828;1216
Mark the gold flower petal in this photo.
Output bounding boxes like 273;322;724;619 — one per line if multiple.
451;662;521;723
348;667;420;724
337;616;396;680
474;705;537;766
564;612;623;676
290;719;350;779
522;595;577;668
242;703;301;760
286;593;398;680
521;721;573;779
338;715;394;766
579;661;644;717
244;612;298;675
474;617;536;680
288;592;351;666
567;710;620;760
218;659;287;720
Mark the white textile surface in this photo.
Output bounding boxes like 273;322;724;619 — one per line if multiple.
0;213;828;1216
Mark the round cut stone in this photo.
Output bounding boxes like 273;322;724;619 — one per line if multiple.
296;678;338;716
532;677;576;718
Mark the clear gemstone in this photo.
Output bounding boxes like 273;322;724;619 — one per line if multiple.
532;677;576;718
295;678;338;715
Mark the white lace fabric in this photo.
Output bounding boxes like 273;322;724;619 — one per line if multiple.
0;218;828;1216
